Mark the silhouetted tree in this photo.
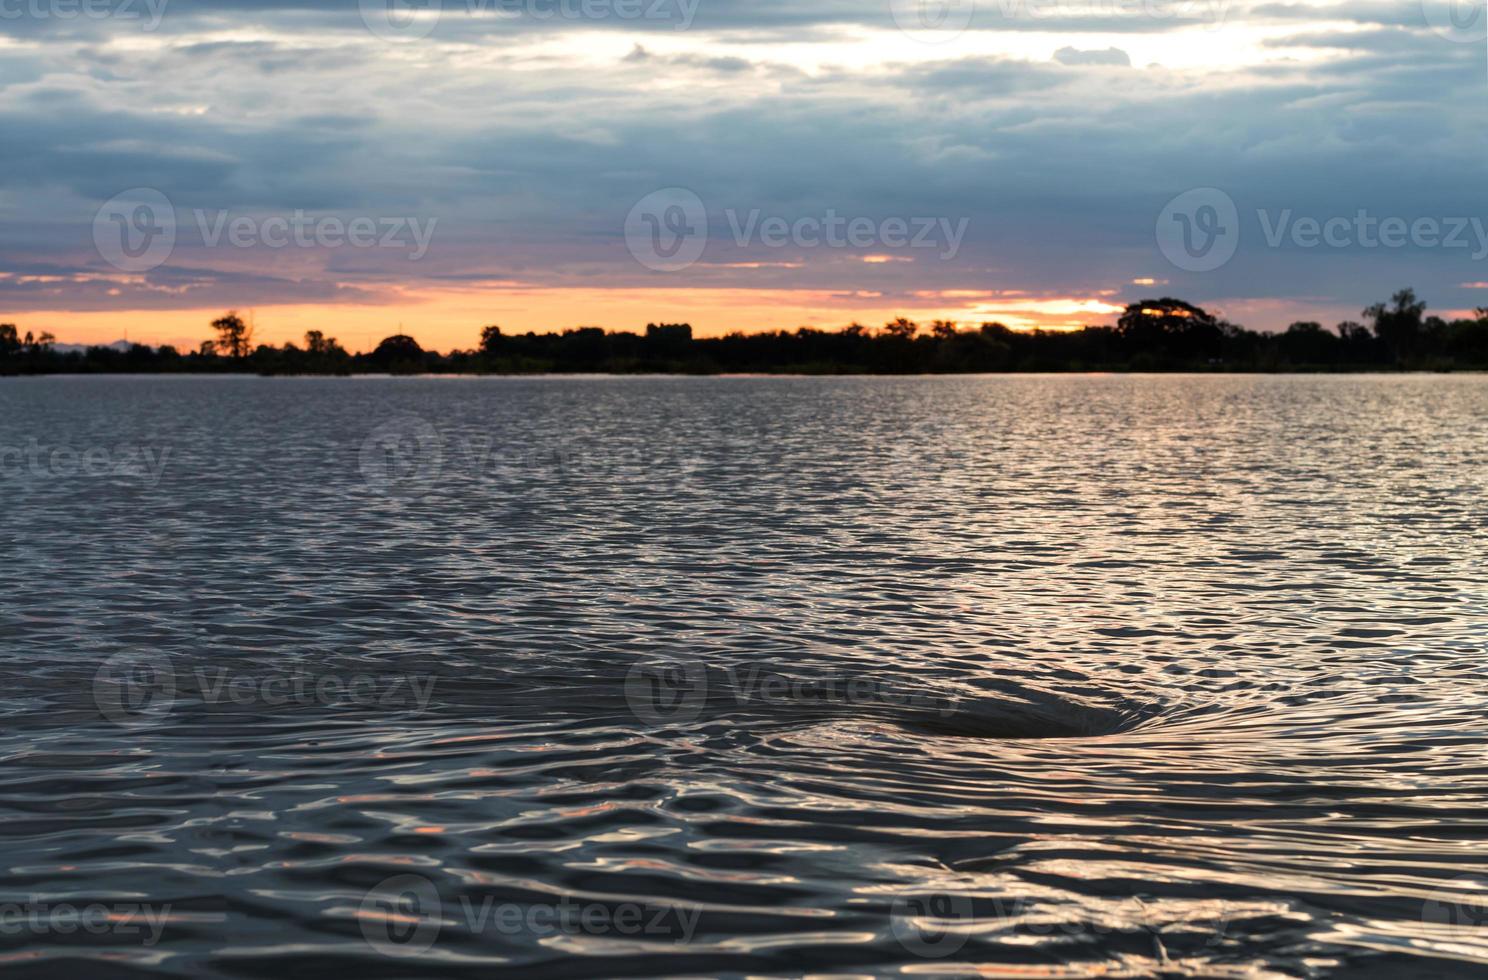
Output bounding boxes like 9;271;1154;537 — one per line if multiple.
0;324;20;374
1364;288;1426;360
1443;315;1488;363
11;289;1488;376
882;317;918;339
373;334;421;357
1117;298;1225;361
369;334;425;373
1279;321;1339;364
479;325;504;354
211;311;253;359
644;323;692;357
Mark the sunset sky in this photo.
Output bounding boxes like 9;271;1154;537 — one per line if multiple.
2;0;1485;352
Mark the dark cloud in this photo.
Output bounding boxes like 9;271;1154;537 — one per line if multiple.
2;2;1487;329
1052;46;1131;66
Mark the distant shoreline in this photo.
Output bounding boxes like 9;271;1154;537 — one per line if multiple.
7;368;1486;379
7;292;1486;376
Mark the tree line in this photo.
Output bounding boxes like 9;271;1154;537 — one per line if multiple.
4;290;1488;376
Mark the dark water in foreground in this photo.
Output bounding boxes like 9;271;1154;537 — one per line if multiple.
2;374;1486;978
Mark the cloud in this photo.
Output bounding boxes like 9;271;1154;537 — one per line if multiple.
1052;46;1131;67
2;1;1486;336
623;44;758;72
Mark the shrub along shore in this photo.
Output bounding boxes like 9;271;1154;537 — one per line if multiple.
5;291;1486;375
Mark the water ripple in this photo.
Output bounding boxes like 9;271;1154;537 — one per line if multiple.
2;375;1486;977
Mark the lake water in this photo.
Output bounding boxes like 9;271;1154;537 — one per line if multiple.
2;374;1486;977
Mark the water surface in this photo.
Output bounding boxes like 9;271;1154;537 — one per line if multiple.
2;375;1486;977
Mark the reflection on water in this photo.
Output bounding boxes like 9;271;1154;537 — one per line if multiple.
1;374;1486;977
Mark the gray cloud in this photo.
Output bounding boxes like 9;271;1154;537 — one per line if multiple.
1053;46;1131;66
2;1;1487;331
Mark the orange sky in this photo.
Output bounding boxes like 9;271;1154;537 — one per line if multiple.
5;8;1484;352
8;287;1130;354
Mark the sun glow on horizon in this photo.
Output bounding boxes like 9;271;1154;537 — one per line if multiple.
4;287;1135;353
